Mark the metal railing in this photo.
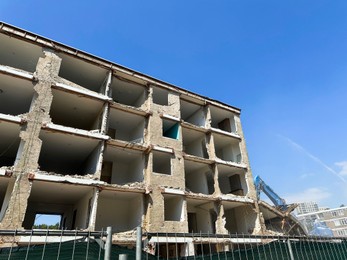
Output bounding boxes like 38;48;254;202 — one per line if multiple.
0;229;108;260
143;232;347;259
0;228;347;259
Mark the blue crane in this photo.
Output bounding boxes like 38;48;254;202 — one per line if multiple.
254;175;297;213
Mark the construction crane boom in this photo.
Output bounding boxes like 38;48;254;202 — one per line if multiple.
254;175;296;213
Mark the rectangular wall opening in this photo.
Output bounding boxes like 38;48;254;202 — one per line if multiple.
223;204;257;234
152;86;168;106
0;121;21;167
109;77;147;107
0;33;43;73
33;213;62;229
152;151;172;175
162;119;179;140
23;181;94;230
213;134;241;163
95;191;143;232
187;199;215;233
58;53;108;93
185;160;214;195
180;100;206;127
50;89;104;131
182;128;208;158
0;74;35;116
101;145;144;185
217;165;247;196
164;194;184;221
210;106;237;134
0;178;14;222
107;108;145;143
38;130;101;175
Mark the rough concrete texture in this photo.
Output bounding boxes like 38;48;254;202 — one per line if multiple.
0;23;298;240
234;115;257;200
0;50;61;229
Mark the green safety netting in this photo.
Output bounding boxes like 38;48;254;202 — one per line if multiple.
0;240;157;260
1;240;347;259
187;240;347;260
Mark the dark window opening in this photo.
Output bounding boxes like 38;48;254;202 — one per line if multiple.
153;152;172;175
153;87;168;106
50;89;104;131
182;128;208;158
163;119;179;140
210;106;237;134
180;100;206;127
0;122;21;167
109;77;147;107
164;195;183;221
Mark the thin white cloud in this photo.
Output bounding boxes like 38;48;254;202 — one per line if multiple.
299;173;315;179
278;134;347;184
335;161;347;176
284;187;331;204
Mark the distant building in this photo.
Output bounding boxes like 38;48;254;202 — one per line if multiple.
296;202;319;215
296;206;347;237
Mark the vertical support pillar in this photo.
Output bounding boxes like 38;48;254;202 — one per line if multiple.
87;188;99;230
104;226;112;260
136;226;142;260
287;239;295;260
100;71;112;135
0;51;62;229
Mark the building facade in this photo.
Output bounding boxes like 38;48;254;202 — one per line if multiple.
296;206;347;237
296;202;319;215
0;22;305;256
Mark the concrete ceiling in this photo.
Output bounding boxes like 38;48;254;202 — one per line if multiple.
0;121;21;155
182;127;205;143
39;130;100;164
108;107;145;132
180;100;202;121
99;189;141;200
58;53;108;93
222;201;246;210
0;34;43;73
50;88;104;130
259;204;279;220
187;198;214;209
110;77;146;106
184;160;210;173
213;132;239;148
210;105;234;125
217;164;244;176
0;73;35;116
104;145;143;163
29;180;92;204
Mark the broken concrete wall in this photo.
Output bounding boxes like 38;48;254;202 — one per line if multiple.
0;49;62;229
0;23;278;241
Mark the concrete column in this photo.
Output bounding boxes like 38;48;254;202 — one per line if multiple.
87;188;99;230
0;50;62;229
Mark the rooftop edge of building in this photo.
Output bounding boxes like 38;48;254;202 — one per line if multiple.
0;21;241;114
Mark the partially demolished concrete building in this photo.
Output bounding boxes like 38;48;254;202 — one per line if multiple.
0;22;304;249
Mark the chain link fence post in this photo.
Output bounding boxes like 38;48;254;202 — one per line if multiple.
287;238;295;260
119;254;128;260
104;226;112;260
136;226;142;260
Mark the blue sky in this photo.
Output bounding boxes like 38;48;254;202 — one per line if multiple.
2;1;347;209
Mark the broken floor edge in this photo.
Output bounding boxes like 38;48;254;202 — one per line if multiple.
0;21;241;114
